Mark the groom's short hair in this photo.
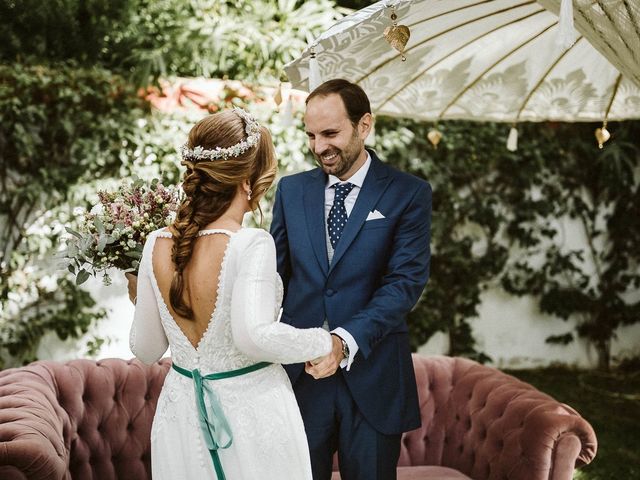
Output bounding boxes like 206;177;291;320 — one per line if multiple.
306;79;371;127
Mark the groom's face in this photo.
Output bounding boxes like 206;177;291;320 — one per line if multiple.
304;93;368;180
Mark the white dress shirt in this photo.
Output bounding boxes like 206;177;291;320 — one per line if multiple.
323;152;372;370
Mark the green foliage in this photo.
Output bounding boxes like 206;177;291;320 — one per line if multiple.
0;62;148;275
0;61;146;365
115;0;344;85
0;208;108;368
0;276;107;368
501;121;640;370
121;0;339;83
0;0;339;366
375;119;513;361
4;0;635;372
0;0;135;64
375;118;640;368
1;0;344;85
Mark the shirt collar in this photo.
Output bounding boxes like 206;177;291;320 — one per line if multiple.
326;151;371;189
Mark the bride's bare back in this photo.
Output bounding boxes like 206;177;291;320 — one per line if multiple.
152;231;231;349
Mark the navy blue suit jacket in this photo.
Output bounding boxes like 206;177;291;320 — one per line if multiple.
270;150;431;435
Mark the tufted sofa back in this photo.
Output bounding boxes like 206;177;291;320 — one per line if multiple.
1;355;595;480
0;358;170;480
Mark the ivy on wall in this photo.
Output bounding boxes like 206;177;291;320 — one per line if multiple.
375;118;640;369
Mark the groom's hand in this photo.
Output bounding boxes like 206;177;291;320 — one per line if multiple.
305;335;344;379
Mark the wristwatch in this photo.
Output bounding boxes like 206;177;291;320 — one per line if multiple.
339;337;350;360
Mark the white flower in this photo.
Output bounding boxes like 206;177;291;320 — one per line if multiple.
90;203;105;215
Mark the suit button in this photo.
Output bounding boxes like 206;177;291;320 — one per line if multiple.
325;289;336;297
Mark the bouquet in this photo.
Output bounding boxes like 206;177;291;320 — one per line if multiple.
63;177;182;285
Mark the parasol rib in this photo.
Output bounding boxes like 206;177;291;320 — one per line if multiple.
514;35;584;122
374;8;550;111
437;22;557;119
356;0;538;84
604;73;623;121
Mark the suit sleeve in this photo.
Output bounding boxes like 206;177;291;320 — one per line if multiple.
269;179;291;296
341;181;432;359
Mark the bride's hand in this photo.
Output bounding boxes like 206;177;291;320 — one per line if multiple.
125;273;138;305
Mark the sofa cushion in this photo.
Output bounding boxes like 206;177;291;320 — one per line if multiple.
331;466;473;479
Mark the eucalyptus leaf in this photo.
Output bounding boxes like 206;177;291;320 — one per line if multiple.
65;227;83;239
97;235;108;252
76;270;91;285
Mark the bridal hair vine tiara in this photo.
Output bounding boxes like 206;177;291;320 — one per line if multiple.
180;108;262;162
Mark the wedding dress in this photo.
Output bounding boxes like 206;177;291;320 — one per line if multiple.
130;227;332;479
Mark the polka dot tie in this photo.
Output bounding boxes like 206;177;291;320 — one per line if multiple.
328;182;355;249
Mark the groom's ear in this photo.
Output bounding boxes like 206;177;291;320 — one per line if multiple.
358;113;373;140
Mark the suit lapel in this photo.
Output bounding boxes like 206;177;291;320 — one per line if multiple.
329;152;391;274
303;168;330;275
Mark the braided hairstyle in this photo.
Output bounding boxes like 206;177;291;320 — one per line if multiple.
169;110;277;319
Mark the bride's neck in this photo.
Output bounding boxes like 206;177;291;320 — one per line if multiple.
204;197;246;230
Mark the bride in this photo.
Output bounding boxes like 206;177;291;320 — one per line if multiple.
128;108;332;479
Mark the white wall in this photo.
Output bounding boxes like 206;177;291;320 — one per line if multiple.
418;287;640;368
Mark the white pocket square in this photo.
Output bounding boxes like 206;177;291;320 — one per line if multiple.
366;210;385;221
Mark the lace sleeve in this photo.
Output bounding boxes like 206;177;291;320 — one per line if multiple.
129;233;169;364
230;230;332;364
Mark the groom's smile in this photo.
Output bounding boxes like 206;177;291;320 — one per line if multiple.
304;93;371;181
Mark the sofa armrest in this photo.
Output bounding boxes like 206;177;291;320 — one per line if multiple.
404;355;596;480
0;366;69;480
443;358;597;480
499;400;597;480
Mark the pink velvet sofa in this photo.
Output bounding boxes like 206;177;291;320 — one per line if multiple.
0;355;596;479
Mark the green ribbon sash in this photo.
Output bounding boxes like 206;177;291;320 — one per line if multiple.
171;361;272;479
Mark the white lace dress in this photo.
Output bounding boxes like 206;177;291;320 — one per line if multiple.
129;227;332;480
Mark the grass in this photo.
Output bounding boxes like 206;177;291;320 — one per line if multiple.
507;365;640;480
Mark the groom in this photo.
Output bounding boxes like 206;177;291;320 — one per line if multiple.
270;79;432;480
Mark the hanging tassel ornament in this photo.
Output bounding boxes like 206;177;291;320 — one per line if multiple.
273;82;283;109
507;125;518;151
308;46;322;92
595;121;611;149
556;0;576;49
383;6;411;61
427;128;442;149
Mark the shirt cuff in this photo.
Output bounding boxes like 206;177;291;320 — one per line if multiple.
331;327;359;371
